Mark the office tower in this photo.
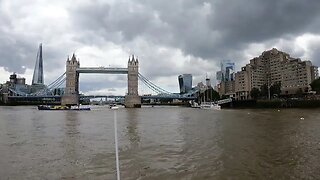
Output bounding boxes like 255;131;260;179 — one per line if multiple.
178;74;192;94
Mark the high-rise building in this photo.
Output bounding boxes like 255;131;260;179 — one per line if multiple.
178;74;192;94
225;66;235;81
216;61;236;98
234;48;318;100
205;75;211;87
222;61;235;81
216;71;223;82
32;43;44;85
216;61;235;83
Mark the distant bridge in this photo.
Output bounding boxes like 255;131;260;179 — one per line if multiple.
80;95;125;99
141;95;196;100
7;95;61;105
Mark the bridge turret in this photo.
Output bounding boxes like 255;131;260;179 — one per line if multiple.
61;54;80;106
127;55;139;95
125;54;141;107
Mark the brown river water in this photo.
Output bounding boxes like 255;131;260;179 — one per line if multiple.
0;106;320;179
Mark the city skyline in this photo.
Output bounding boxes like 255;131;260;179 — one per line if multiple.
1;0;320;95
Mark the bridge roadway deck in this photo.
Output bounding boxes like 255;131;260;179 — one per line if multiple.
80;95;196;100
7;95;197;101
76;67;128;74
8;95;61;100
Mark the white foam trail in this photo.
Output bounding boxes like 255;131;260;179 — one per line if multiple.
113;109;120;180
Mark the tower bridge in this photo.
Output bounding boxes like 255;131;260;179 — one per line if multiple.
61;54;141;108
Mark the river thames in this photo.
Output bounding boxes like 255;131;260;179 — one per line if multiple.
0;106;320;179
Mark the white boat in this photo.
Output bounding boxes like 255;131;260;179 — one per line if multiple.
200;102;221;110
38;105;91;111
190;101;201;108
109;104;119;110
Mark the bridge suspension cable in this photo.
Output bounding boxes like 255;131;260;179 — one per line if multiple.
8;87;27;96
139;77;163;94
47;72;66;89
29;72;66;96
48;77;66;90
51;77;66;90
138;73;172;95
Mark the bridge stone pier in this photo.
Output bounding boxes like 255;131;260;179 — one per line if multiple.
61;54;141;108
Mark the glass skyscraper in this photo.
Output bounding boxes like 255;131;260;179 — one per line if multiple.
178;74;192;94
32;43;44;85
216;61;235;83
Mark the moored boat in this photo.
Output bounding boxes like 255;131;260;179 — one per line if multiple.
190;101;201;108
200;102;221;110
38;105;91;111
109;104;119;109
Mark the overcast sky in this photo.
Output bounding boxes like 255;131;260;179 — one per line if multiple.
1;0;320;95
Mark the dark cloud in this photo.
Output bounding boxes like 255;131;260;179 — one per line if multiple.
209;0;320;42
1;0;320;93
71;0;320;63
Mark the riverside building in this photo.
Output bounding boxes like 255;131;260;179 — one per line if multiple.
218;48;318;100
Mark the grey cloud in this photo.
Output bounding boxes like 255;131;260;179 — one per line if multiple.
72;1;161;43
1;0;320;93
0;37;35;73
304;41;320;66
209;0;320;42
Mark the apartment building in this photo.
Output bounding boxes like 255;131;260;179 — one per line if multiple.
236;48;318;99
235;66;250;100
218;48;318;100
219;80;236;98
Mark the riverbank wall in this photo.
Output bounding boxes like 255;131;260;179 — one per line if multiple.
222;99;320;108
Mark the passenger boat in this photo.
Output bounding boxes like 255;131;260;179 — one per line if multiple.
200;102;221;110
38;105;91;111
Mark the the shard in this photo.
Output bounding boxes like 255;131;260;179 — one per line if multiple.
32;43;44;85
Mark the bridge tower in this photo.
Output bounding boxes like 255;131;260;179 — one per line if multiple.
61;54;80;106
125;55;141;108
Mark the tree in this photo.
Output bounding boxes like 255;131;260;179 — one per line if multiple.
210;89;220;100
221;95;229;99
206;88;220;101
200;88;220;102
310;78;320;94
260;84;268;98
270;81;281;96
250;87;260;100
296;88;303;97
